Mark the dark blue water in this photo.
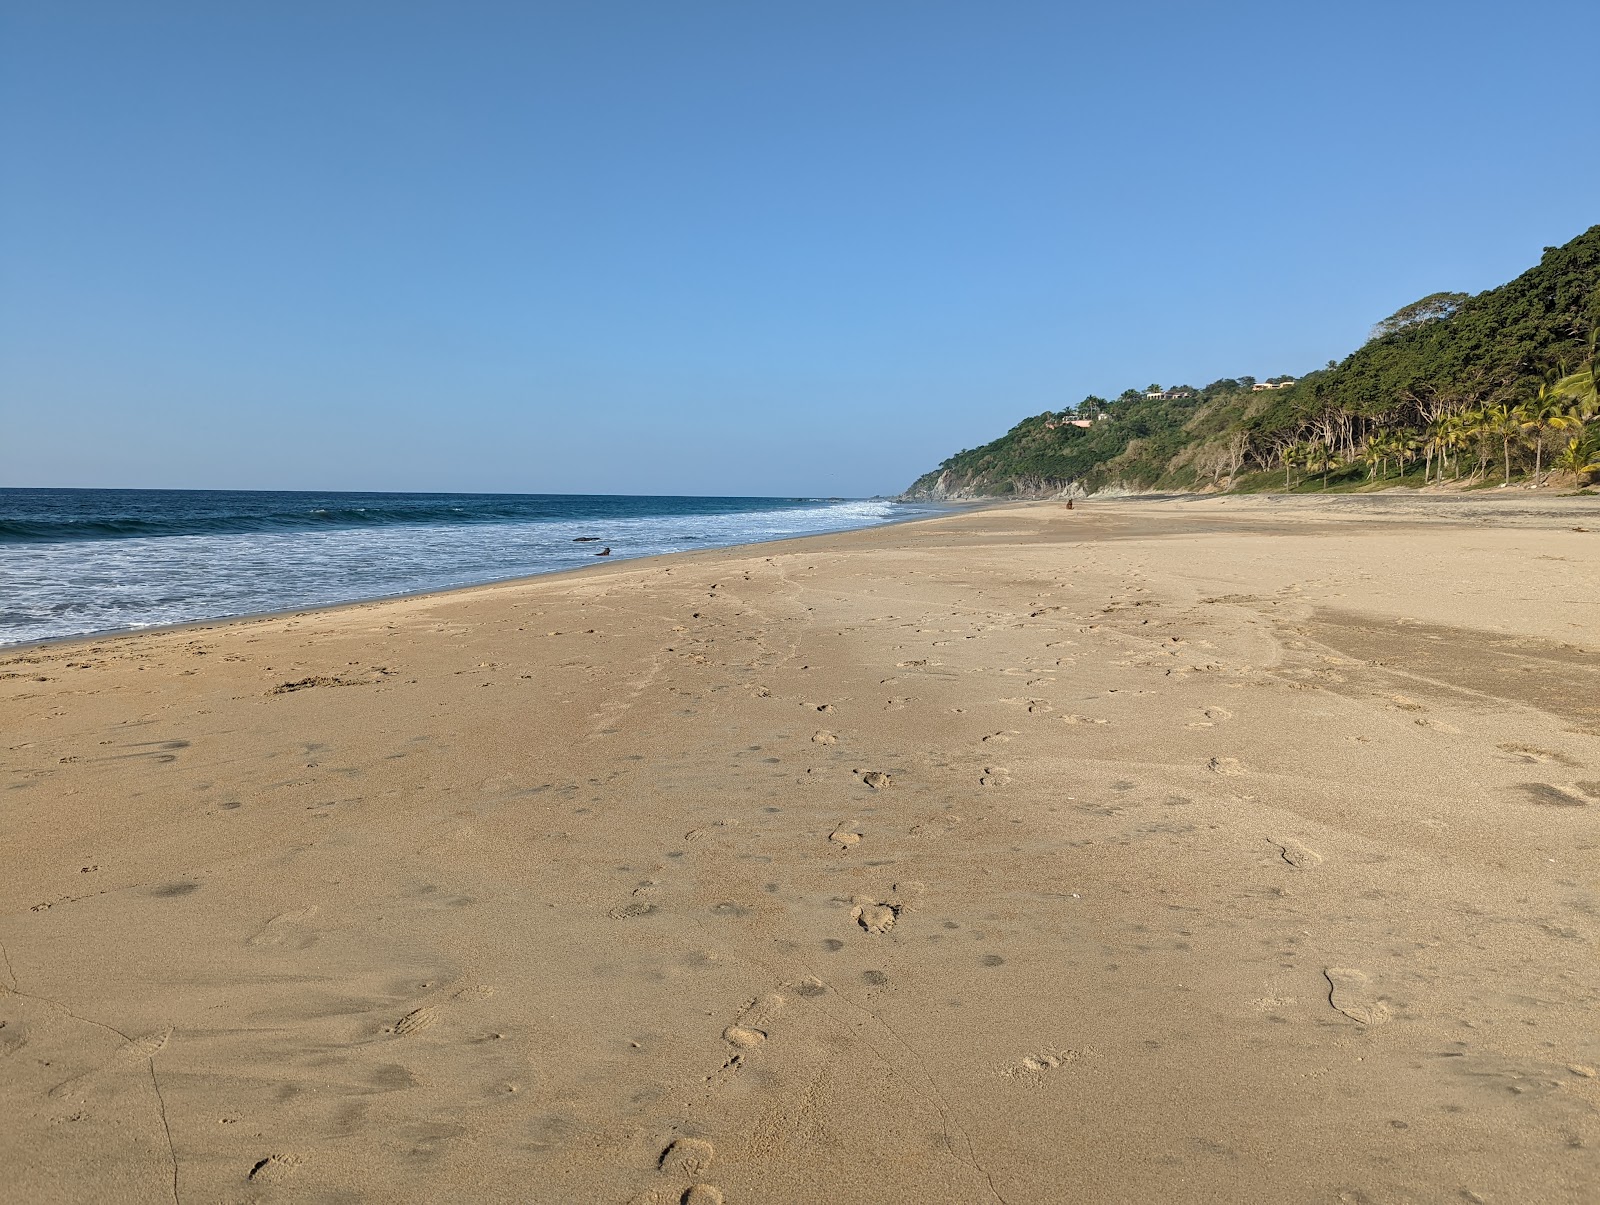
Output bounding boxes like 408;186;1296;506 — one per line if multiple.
0;489;874;543
0;488;931;645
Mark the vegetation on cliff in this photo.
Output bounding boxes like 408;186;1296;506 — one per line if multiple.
904;225;1600;497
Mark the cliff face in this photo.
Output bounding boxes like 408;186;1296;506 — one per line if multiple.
901;468;1089;501
902;225;1600;499
901;468;1196;501
899;390;1259;500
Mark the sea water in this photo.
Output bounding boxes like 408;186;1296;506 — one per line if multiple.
0;489;936;645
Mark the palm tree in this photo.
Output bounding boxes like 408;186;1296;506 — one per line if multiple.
1548;404;1587;466
1441;412;1474;480
1555;365;1599;420
1552;432;1600;485
1554;324;1600;419
1480;403;1520;486
1421;417;1451;484
1374;430;1415;481
1362;437;1385;481
1383;432;1405;480
1515;382;1574;487
1282;440;1312;488
1461;407;1497;480
1397;431;1421;480
1304;443;1338;489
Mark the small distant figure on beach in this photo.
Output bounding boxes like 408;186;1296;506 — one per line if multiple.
1065;499;1074;510
596;546;611;556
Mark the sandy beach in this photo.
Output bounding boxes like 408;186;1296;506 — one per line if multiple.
3;494;1599;1204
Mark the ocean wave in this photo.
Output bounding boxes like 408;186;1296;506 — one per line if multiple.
0;492;930;645
0;490;877;545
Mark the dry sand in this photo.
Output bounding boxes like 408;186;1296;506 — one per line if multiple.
2;494;1598;1204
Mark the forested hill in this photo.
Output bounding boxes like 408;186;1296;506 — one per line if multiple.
903;224;1600;498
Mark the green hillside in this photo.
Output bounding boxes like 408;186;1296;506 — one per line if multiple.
904;225;1600;498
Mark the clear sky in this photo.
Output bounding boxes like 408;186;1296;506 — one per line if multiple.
2;2;1596;497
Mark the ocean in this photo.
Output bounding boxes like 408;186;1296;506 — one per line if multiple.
0;488;938;646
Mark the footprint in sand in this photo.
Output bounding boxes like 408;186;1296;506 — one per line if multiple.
1499;743;1548;763
829;829;862;850
712;994;785;1070
719;990;787;1047
892;880;927;908
1207;757;1245;776
1270;838;1323;869
610;901;657;919
1186;706;1233;729
909;812;962;837
0;1022;27;1059
856;770;892;790
979;766;1011;787
982;731;1018;744
248;1154;304;1183
745;991;787;1024
851;896;900;934
659;1138;716;1176
1061;714;1108;726
391;1007;439;1038
50;1021;167;1098
812;730;838;745
52;1023;172;1099
1002;1046;1084;1081
115;1027;173;1062
1497;743;1580;767
1324;968;1391;1025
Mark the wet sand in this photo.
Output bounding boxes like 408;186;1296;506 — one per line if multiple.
3;494;1598;1203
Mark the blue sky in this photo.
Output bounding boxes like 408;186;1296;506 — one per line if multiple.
2;1;1595;496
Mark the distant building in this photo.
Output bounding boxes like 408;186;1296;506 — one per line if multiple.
1047;411;1111;429
1251;378;1296;392
1146;389;1196;400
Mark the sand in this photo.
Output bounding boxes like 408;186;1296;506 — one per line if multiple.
2;494;1598;1204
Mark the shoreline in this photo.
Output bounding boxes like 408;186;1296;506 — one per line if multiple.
4;495;1597;1203
0;499;983;655
7;489;1592;657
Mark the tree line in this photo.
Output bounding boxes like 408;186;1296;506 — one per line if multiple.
904;224;1600;498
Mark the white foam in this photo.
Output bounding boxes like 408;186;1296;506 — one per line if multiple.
0;499;916;645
